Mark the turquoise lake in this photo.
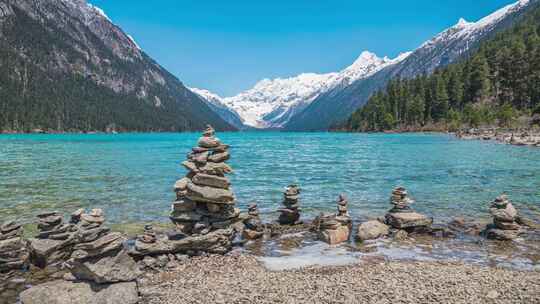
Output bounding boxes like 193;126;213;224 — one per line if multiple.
1;132;539;225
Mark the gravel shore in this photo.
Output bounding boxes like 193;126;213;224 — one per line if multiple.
139;254;540;304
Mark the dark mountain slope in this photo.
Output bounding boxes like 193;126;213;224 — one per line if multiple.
0;0;234;132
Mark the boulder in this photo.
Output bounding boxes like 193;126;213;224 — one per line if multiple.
319;225;350;245
385;212;433;229
192;173;230;189
186;182;235;204
19;280;138;304
356;221;389;241
70;249;140;284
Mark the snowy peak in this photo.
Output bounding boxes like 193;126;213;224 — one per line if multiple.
423;0;532;49
202;50;409;128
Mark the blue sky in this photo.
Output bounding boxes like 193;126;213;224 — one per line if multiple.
90;0;517;96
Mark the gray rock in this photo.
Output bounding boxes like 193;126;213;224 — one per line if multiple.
385;212;433;229
490;203;517;222
186;182;235;204
19;280;138;304
174;177;190;192
198;162;233;176
356;221;390;241
70;249;141;283
192;173;230;189
486;228;521;240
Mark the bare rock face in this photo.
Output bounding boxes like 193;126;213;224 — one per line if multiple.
19;280;138;304
69;249;140;284
356;220;390;241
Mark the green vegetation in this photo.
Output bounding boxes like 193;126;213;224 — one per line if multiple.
344;4;540;132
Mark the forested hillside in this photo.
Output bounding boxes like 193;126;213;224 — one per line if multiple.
343;3;540;132
0;0;234;133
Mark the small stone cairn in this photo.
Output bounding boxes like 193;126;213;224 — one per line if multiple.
278;185;302;225
133;125;238;256
0;221;29;301
317;195;352;245
0;221;28;272
22;209;140;304
485;194;522;240
242;203;264;240
385;187;432;231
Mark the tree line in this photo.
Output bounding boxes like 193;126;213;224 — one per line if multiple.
344;4;540;132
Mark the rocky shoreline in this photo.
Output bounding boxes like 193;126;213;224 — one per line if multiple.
1;126;539;304
456;129;540;147
138;254;540;304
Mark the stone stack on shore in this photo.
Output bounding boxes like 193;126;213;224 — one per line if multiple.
278;185;302;225
21;209;140;304
485;195;523;240
243;203;264;240
133;126;238;256
0;221;28;272
385;187;432;231
29;211;79;268
317;195;352;245
0;221;29;301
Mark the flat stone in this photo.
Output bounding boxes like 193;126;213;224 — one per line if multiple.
494;219;520;230
72;233;125;259
242;229;263;240
190;151;209;164
192;173;230;189
1;221;21;234
356;221;390;241
169;211;202;222
486;228;520;240
198;136;221;148
70;249;141;284
186;182;235;204
198;162;233;176
78;227;111;243
133;228;235;256
19;280;139;304
80;214;105;225
171;199;197;212
208;151;230;163
385;212;433;229
182;160;199;173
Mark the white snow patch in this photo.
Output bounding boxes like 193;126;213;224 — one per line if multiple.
127;34;141;50
87;3;111;22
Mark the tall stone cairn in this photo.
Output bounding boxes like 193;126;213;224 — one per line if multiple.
385;187;432;230
486;194;522;240
170;125;239;236
278;185;301;225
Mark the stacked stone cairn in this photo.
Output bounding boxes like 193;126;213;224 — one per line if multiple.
29;211;79;268
485;194;523;240
133;125;238;256
278;185;302;225
21;209;140;304
385;187;432;232
242;203;264;240
0;221;29;302
317;195;352;245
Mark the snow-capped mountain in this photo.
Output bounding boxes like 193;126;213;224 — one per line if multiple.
190;88;245;129
285;0;536;131
192;51;411;129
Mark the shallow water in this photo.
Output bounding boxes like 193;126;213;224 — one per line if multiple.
1;132;539;225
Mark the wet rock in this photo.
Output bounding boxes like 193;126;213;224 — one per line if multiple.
486;228;521;241
385;212;433;229
278;185;302;225
356;221;389;241
19;280;138;304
